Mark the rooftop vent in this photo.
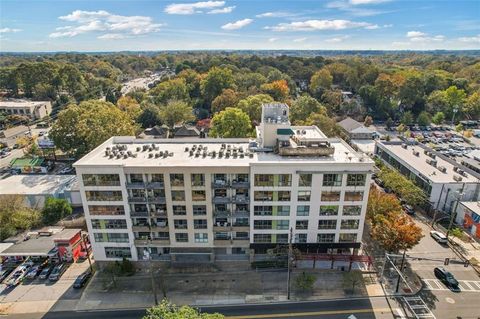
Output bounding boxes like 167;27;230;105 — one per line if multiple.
453;175;463;182
412;150;420;156
438;166;447;173
426;158;437;167
401;143;408;149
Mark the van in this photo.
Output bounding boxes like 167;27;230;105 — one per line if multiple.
48;263;66;281
430;230;448;244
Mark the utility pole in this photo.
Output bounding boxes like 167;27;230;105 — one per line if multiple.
81;233;93;272
446;184;465;239
287;227;293;300
395;249;407;293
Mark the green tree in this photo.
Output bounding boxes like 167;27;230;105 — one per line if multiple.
260;80;289;102
138;103;162;128
295;272;316;291
209;107;252;138
41;198;72;225
432;111;445;125
50;100;136;157
290;95;326;123
158;100;195;130
310;68;333;98
385;118;394;129
0;195;41;241
143;299;224;319
303;113;343;138
417;111;431;126
464;92;480;119
211;88;239;114
117;96;141;121
151;78;190;105
401;111;414;126
378;168;427;206
201;67;235;103
343;271;363;294
237;94;274;122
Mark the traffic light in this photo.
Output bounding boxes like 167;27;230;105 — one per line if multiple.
444;258;450;265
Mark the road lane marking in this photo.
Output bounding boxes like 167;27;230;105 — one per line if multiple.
224;308;392;318
421;279;480;292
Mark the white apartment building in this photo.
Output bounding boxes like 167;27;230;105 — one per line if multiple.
74;103;374;262
0;99;52;120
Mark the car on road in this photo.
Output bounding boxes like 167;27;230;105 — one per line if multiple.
0;268;13;283
73;270;92;289
58;166;75;175
25;265;43;279
402;204;415;215
38;266;53;280
49;263;67;281
430;230;448;244
434;267;459;290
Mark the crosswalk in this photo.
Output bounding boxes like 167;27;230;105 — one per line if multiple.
422;279;480;292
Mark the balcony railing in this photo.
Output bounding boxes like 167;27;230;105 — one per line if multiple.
231;180;249;188
151;209;167;216
128;196;147;203
126;182;146;189
233;195;249;203
146;182;164;189
130;210;149;217
213;196;231;204
214;210;231;216
233;210;249;217
148;196;166;204
212;181;230;188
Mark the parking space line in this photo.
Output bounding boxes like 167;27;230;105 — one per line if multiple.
422;279;480;292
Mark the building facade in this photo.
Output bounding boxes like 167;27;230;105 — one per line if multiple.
74;103;374;262
0;100;52;120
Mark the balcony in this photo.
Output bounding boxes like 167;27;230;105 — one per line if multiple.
231;180;250;189
130;210;149;217
146;182;164;189
212;181;230;188
151;209;167;217
148;196;166;204
213;222;231;231
213;196;231;204
232;224;250;231
232;210;249;217
126;182;146;189
233;195;249;204
151;224;169;232
214;235;232;246
214;210;231;217
134;238;150;245
232;237;250;245
132;224;150;232
151;239;170;245
128;196;147;203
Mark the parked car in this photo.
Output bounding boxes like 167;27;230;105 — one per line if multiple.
434;267;459;290
0;268;13;283
430;230;448;244
402;204;415;215
39;266;53;280
59;167;75;175
25;265;43;279
73;270;92;289
49;263;66;281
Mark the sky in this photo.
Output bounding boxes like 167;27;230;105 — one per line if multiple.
0;0;479;52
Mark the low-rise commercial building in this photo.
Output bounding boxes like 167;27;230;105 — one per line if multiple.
74;103;374;262
0;99;52;120
338;117;375;140
456;201;480;239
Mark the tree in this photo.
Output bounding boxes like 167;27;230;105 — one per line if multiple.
260;80;289;102
0;195;41;241
151;78;190;105
417;111;431;126
138;103;162;128
158;100;195;130
209;107;252;138
117;96;141;121
295;272;316;291
464;92;480;119
432;111;445;125
364;116;373;127
303;112;343;138
321;89;343;113
49;100;137;157
237;94;273;123
401;111;414;126
41;198;72;225
343;271;363;294
201;67;235;103
398;75;425;110
290;95;326;123
366;187;403;224
378;167;427;206
211;89;239;114
143;299;224;319
310;68;332;97
385;118;394;130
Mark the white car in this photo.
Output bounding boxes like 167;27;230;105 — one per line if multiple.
430;230;448;244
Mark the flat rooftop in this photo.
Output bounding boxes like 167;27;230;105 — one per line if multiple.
0;100;49;108
461;201;480;216
378;142;479;184
0;175;77;195
74;136;372;168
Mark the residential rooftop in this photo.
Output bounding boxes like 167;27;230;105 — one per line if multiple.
0;99;50;108
0;174;77;195
377;141;480;184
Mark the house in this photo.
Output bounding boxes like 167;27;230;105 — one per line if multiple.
138;125;169;139
0;99;52;120
338;117;374;140
173;124;201;138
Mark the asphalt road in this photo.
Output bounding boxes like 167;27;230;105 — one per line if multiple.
6;298;386;319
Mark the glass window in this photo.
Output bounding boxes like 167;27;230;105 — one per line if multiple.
254;234;271;243
214;204;228;213
298;173;312;187
254;206;272;216
151;204;166;213
213;174;228;185
88;205;125;216
277;205;290;216
192;190;206;201
174;219;187;229
344;191;364;201
319;205;339;216
339;233;357;243
278;191;291;201
254;191;273;201
233;217;249;226
317;234;335;243
130;189;146;198
321;191;341;202
297;191;311;202
323;174;342;187
83;174;121;186
94;233;129;243
191;174;205;187
175;233;188;242
277;174;292;187
91;219;127;229
194;219;208;229
296;205;310;216
214;188;227;197
318;220;337;230
171;190;185;201
214;232;230;240
86;191;122;201
129;174;143;183
296;220;308;230
151;174;164;183
173;205;186;215
347;174;366;187
194;233;208;243
236;174;249;183
193;205;207;215
170;174;184;187
295;234;307;243
254;220;272;230
234;232;249;240
343;206;362;216
254;174;274;186
341;219;360;230
105;247;131;258
276;234;289;243
153;232;169;240
276;220;289;230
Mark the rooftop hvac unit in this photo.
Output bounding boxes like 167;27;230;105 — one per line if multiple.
185;147;189;152
453;166;459;172
424;150;429;155
189;150;194;156
402;143;407;149
155;153;160;158
136;147;141;152
430;153;436;159
412;150;420;156
302;130;306;134
438;166;447;173
116;154;121;159
148;153;153;158
249;153;254;158
453;175;463;182
123;154;128;159
426;158;437;167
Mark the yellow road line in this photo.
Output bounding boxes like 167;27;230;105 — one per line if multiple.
225;307;392;319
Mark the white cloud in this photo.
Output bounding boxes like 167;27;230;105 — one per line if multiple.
0;27;22;33
325;35;350;42
327;0;392;16
256;11;293;18
208;6;235;14
50;10;163;38
265;19;376;31
293;37;307;42
349;0;391;4
458;35;480;43
164;1;226;15
407;31;426;38
221;18;253;30
268;37;278;42
97;33;127;40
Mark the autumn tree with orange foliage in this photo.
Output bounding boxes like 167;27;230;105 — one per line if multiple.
261;79;289;102
367;187;423;253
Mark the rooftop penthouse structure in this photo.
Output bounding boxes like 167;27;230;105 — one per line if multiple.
74;103;374;262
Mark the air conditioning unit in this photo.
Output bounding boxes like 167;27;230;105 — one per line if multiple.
438;166;447;173
412;150;420;156
453;175;463;182
453;166;459;172
426;158;437;167
401;143;407;149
